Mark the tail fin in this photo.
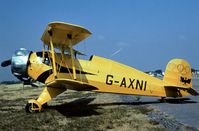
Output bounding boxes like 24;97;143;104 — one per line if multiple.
163;59;192;88
163;59;199;96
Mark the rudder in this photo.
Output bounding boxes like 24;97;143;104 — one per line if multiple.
163;59;192;88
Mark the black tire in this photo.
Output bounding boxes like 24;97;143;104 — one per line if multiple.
25;103;39;113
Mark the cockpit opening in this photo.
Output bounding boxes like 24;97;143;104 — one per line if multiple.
36;52;51;66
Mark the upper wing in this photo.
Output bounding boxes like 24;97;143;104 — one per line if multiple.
41;22;92;50
46;78;98;91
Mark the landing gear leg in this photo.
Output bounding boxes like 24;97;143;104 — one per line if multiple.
25;87;66;113
25;100;41;113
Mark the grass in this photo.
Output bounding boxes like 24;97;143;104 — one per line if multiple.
0;105;165;131
0;84;167;131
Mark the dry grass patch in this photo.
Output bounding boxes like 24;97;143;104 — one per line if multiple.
0;84;166;130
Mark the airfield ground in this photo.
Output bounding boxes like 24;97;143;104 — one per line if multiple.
0;80;198;131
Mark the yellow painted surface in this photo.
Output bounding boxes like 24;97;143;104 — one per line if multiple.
49;35;57;79
37;87;65;105
27;52;51;81
28;53;195;98
25;22;198;112
164;59;192;88
41;22;91;49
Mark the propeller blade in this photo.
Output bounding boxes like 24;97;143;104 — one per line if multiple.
1;59;11;67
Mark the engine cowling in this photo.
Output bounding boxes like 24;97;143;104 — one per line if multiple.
1;48;32;82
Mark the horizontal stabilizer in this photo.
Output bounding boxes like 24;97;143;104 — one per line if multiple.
165;86;199;96
186;88;199;96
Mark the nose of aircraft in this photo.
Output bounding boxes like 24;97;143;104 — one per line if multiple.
1;48;32;81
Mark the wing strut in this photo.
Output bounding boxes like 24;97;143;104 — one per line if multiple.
68;34;77;80
48;28;57;79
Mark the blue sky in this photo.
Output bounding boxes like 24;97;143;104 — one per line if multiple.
0;0;199;81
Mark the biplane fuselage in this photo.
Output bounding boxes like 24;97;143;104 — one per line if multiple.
28;52;189;98
1;22;198;113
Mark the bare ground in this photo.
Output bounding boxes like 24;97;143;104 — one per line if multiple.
0;84;197;131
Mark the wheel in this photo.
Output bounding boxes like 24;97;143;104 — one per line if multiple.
25;103;39;113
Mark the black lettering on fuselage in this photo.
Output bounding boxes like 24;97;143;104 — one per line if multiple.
144;81;147;91
135;80;147;91
105;75;147;91
114;81;119;83
106;74;113;85
136;80;143;90
128;78;135;89
120;77;126;87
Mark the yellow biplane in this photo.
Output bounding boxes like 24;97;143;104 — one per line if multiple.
1;22;198;113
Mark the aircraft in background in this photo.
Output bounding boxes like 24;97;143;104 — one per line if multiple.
1;22;198;113
192;68;199;76
145;69;164;78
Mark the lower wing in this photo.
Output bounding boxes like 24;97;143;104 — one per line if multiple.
46;78;98;91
